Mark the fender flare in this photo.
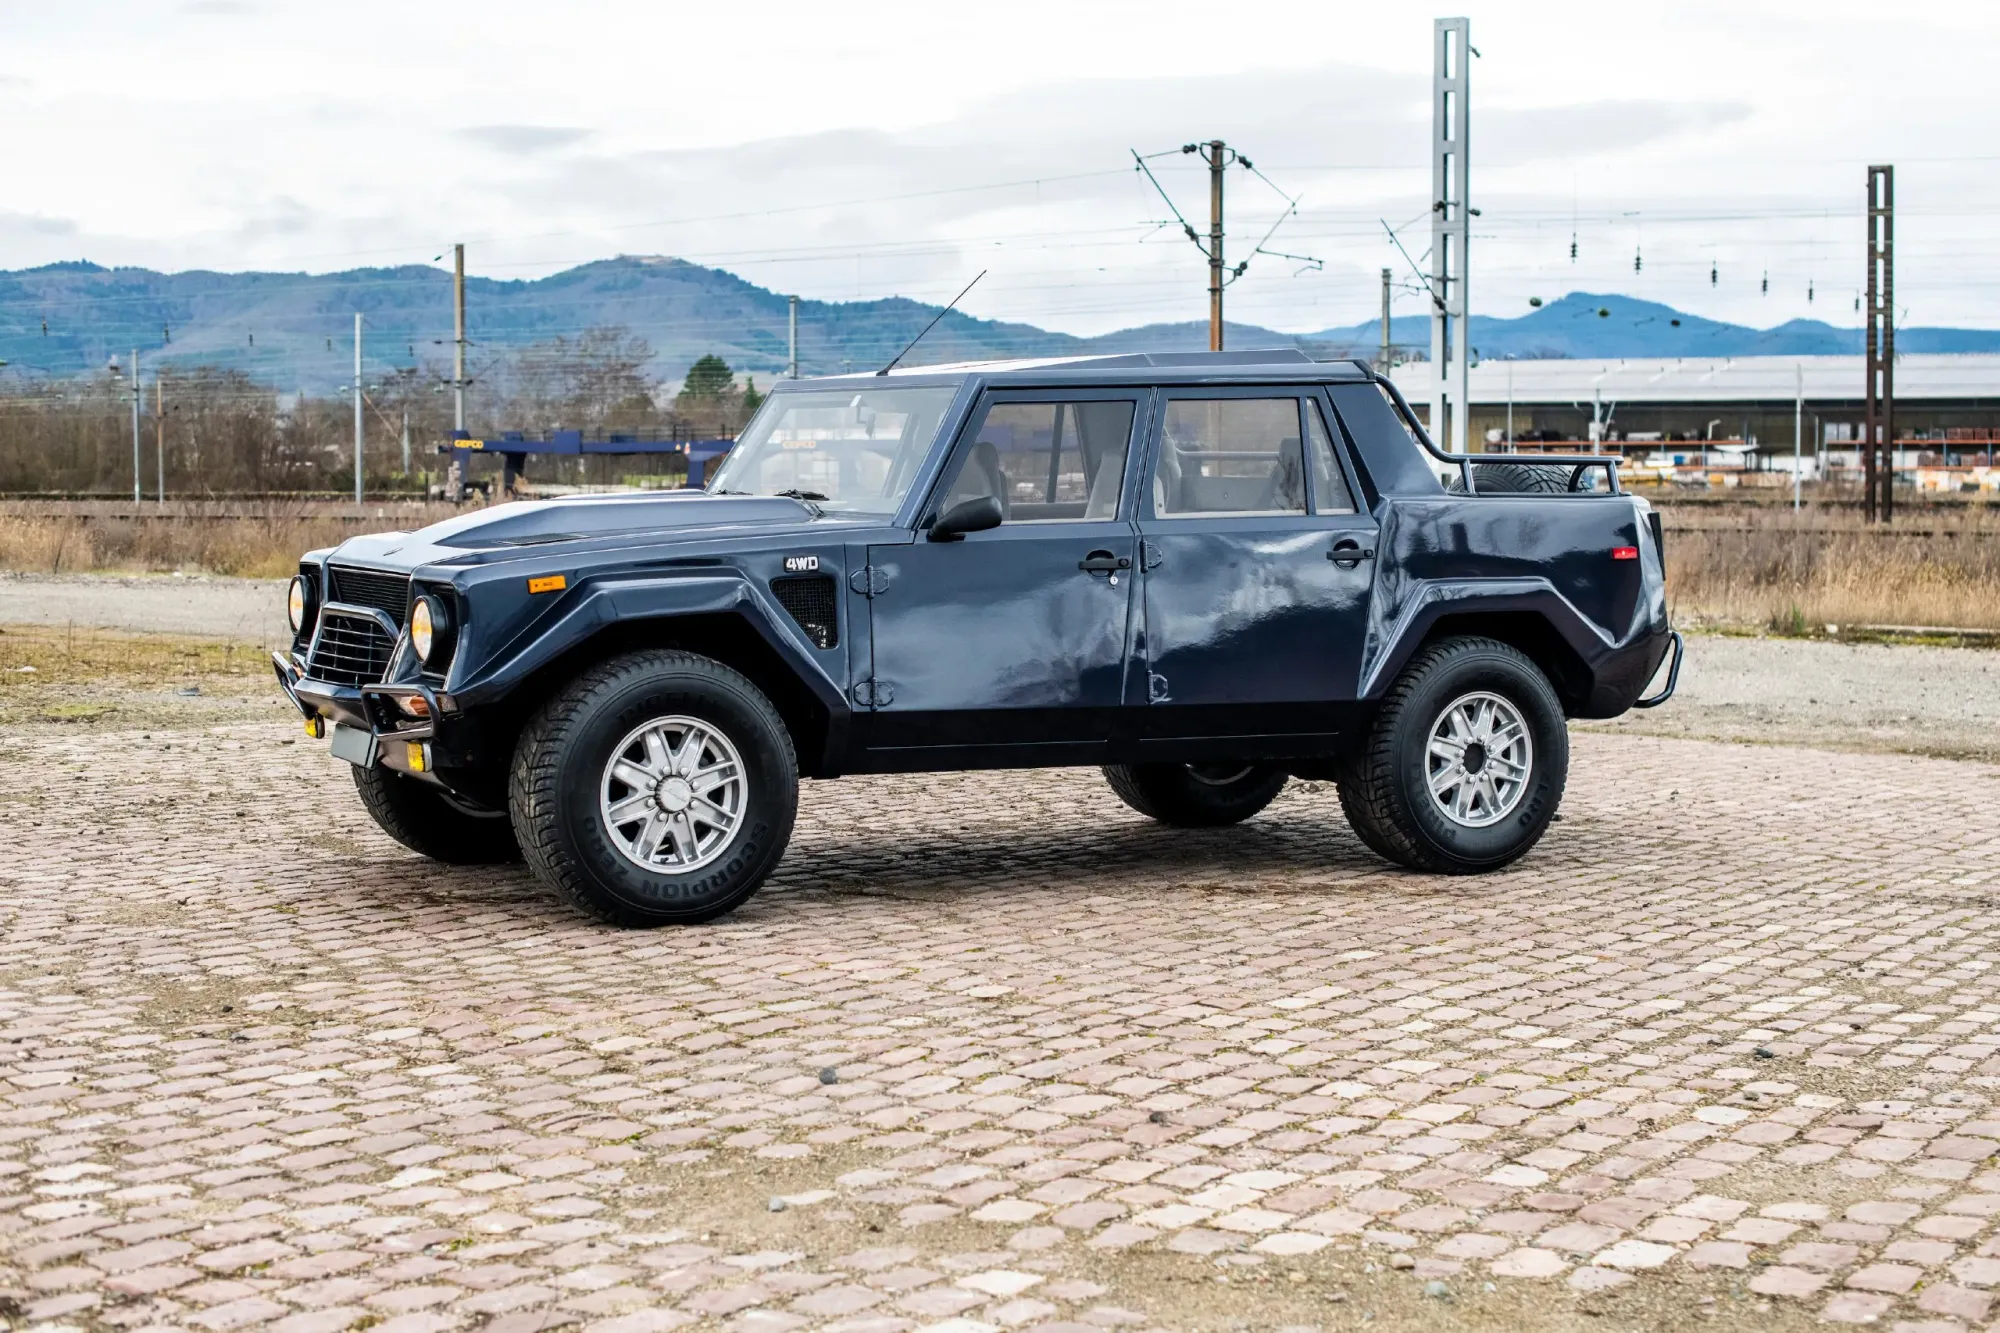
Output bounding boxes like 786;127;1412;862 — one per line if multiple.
449;573;849;720
1359;576;1615;701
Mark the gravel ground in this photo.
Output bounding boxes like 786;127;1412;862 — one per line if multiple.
1;571;1993;761
1580;633;2000;764
0;569;288;642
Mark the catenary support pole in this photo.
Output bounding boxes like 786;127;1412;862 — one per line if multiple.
1793;363;1803;511
1431;17;1471;451
1864;166;1895;523
130;348;141;505
788;295;799;378
353;312;364;506
1208;140;1226;351
1379;268;1392;373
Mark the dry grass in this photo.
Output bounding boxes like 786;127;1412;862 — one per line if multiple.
0;499;463;578
1662;503;2000;632
0;622;268;687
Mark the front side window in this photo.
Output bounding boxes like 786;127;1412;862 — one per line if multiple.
706;385;960;516
939;399;1136;521
1153;397;1306;517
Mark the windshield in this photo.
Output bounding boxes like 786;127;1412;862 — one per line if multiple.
706;385;961;515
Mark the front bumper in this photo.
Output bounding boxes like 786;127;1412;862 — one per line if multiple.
272;651;442;781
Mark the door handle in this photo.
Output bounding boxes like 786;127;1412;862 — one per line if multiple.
1078;552;1132;574
1328;539;1376;567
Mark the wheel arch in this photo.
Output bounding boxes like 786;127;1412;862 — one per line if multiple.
1406;613;1593;715
476;611;845;780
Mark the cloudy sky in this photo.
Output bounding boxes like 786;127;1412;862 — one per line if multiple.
3;0;1997;335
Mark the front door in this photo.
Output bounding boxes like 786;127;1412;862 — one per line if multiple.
858;391;1146;767
1135;388;1379;750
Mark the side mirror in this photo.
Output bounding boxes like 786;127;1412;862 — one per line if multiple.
928;495;1003;541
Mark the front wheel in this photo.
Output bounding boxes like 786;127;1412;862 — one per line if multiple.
509;651;798;926
352;765;521;865
1336;636;1568;873
1102;762;1289;827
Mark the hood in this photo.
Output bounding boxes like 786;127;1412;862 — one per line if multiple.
325;491;871;569
422;492;833;550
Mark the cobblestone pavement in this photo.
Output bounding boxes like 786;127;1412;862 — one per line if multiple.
5;719;2000;1333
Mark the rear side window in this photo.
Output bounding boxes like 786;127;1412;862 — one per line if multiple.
1306;398;1357;515
1153;398;1306;517
940;399;1135;521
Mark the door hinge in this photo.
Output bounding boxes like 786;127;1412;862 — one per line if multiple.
1140;540;1164;571
852;679;894;708
1148;672;1170;704
849;566;891;597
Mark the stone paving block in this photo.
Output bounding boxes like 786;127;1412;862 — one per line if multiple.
7;727;2000;1330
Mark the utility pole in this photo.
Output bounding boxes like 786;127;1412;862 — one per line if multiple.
1431;17;1472;452
1208;140;1226;351
401;409;411;475
1379;268;1393;373
353;312;364;506
155;373;165;505
1793;363;1803;512
788;295;800;378
1864;165;1894;523
130;347;141;505
449;243;468;501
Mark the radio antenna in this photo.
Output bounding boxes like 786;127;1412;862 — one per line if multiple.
878;270;986;375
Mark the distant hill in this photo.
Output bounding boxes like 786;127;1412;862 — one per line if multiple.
1306;293;2000;359
1;259;1995;393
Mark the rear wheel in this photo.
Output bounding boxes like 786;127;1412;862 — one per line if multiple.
352;765;521;865
1336;636;1568;872
1102;762;1289;827
509;651;797;926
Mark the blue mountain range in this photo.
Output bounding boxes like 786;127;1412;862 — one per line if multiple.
0;256;1992;392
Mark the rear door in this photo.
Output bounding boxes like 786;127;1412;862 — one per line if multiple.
857;389;1147;766
1133;387;1379;748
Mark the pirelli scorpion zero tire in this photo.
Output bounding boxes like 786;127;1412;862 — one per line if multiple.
1336;636;1568;874
1102;762;1290;827
509;650;797;927
352;765;522;865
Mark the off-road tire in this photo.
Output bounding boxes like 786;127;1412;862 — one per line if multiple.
1336;636;1568;873
1102;762;1289;827
509;651;797;927
352;765;522;865
1447;461;1579;494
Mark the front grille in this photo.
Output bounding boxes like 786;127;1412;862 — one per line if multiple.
307;611;397;686
770;575;838;649
328;565;411;624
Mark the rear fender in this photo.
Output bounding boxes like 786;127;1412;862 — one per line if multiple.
1360;578;1612;705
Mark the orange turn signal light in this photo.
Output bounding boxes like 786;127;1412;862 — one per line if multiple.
528;574;567;595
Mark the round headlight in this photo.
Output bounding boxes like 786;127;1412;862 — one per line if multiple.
410;594;449;665
286;576;309;634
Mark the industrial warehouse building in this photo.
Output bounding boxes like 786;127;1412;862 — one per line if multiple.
1384;354;2000;482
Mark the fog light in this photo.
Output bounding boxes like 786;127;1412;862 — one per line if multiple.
406;741;430;772
304;716;325;739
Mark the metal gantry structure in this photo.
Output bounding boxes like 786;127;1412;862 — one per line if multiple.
1430;16;1472;453
1864;164;1895;523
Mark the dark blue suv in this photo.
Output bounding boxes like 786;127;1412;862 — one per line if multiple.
276;351;1679;925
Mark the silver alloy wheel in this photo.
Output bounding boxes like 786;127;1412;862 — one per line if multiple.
1425;690;1534;829
599;714;748;873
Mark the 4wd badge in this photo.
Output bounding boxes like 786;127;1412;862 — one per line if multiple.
783;555;819;573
